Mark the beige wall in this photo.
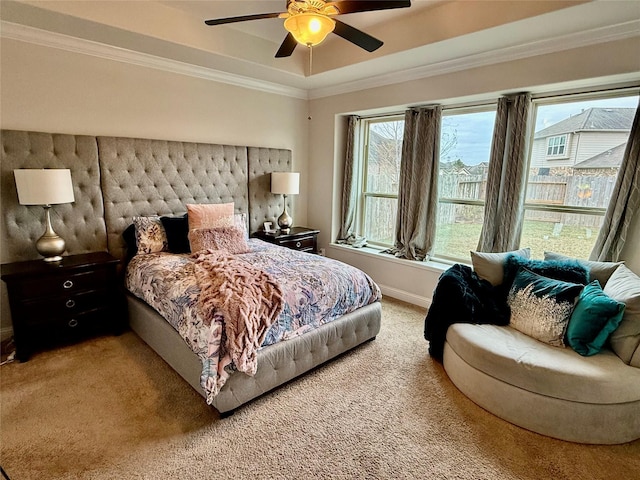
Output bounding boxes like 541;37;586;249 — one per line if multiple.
0;38;309;337
310;37;640;306
1;34;639;333
0;37;309;228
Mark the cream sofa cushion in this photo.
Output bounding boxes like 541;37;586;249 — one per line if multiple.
446;323;640;404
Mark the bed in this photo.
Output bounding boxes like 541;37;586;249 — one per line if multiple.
1;130;382;414
125;240;381;412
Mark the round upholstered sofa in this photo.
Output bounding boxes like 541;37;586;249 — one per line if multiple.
443;323;640;444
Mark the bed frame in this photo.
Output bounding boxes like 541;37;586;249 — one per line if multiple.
1;129;382;414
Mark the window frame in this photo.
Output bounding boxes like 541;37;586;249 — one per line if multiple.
433;104;497;263
358;114;405;247
520;88;639;258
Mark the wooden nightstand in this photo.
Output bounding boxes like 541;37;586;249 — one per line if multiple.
1;252;125;361
253;227;320;254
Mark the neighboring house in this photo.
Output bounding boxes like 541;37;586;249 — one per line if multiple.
529;108;634;170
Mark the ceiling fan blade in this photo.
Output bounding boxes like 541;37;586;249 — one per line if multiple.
327;1;411;15
275;33;298;58
333;19;383;52
204;12;282;26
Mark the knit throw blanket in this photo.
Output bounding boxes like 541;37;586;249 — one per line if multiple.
192;250;284;392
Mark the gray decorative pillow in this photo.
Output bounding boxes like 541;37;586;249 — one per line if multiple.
133;216;168;254
544;251;623;287
603;265;640;367
471;247;531;286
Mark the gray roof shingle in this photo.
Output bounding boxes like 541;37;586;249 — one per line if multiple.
534;108;635;139
573;143;627;169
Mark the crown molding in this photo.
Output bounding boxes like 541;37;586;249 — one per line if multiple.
2;18;638;102
309;20;640;99
0;21;309;100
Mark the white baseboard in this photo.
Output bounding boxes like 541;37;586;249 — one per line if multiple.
378;284;432;309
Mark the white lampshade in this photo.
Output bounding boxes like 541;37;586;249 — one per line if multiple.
14;169;75;206
271;172;300;195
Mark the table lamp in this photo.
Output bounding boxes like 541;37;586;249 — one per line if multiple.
271;172;299;233
14;169;75;262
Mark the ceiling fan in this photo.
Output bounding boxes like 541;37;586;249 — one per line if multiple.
204;1;412;58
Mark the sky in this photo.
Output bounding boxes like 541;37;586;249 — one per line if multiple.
441;94;639;166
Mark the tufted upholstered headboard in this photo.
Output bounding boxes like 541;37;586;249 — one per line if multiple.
0;130;108;263
1;129;292;264
97;136;251;261
1;129;292;334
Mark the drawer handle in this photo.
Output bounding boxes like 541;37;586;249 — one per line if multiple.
68;319;78;328
63;280;74;289
65;299;76;309
296;241;302;248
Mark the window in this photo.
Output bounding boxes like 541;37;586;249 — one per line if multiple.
521;91;639;259
546;135;567;156
360;116;404;246
352;88;638;264
357;107;497;261
434;107;496;262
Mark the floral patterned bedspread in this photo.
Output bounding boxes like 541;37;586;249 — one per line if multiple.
125;239;381;403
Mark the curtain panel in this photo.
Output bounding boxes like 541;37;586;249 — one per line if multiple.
337;115;360;241
386;106;442;261
477;93;532;253
590;101;640;261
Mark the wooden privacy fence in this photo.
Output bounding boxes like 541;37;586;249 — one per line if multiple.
438;173;616;228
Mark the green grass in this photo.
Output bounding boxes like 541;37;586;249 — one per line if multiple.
434;220;599;262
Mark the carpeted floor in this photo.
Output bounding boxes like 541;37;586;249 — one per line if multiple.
1;297;638;479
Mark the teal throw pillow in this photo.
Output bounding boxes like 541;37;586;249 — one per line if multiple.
566;281;625;356
508;267;584;347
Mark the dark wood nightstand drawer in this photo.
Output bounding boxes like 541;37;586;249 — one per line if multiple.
12;269;111;298
20;289;111;324
278;236;316;251
31;308;113;346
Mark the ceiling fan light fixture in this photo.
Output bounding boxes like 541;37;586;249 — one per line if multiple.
284;12;335;47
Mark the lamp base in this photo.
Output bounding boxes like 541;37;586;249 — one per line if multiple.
277;194;293;233
36;233;65;262
277;212;292;233
36;206;66;262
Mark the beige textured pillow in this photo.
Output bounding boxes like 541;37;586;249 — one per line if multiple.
132;216;168;254
603;265;640;367
471;247;531;286
186;203;234;231
188;226;250;254
544;251;623;287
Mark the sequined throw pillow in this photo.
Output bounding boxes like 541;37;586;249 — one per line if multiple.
508;267;583;347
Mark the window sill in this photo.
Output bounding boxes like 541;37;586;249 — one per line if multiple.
328;242;457;274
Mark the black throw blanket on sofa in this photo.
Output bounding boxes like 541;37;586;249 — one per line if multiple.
424;264;510;362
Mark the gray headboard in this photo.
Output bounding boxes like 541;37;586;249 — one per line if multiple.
0;130;108;263
1;130;291;263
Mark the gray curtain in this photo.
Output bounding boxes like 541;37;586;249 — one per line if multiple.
477;93;531;252
386;106;441;261
590;101;640;261
338;115;360;241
